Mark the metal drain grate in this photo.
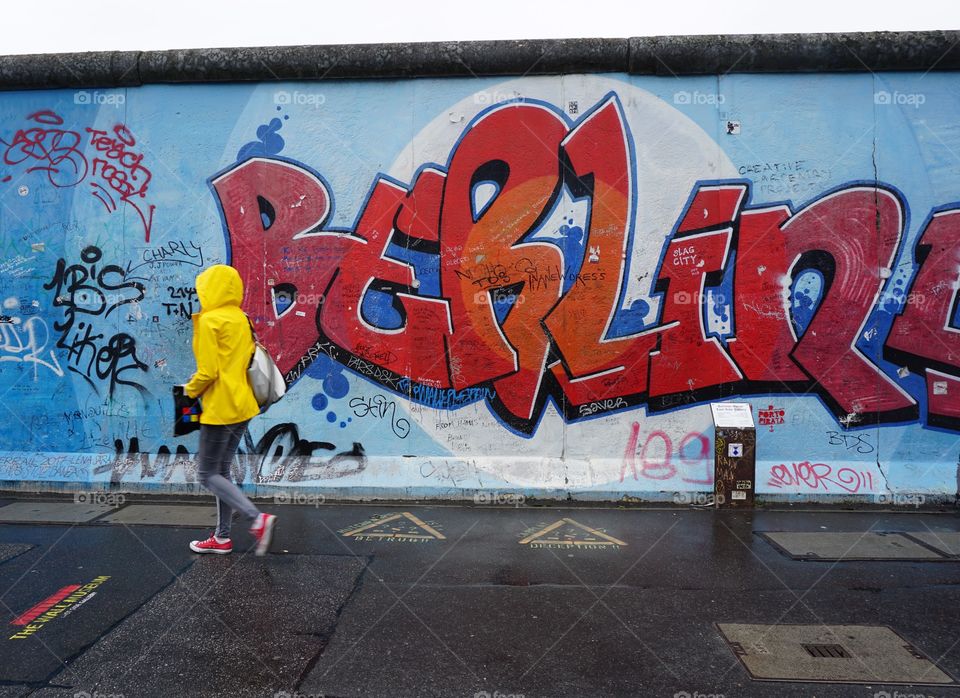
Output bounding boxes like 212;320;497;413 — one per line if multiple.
803;643;851;658
717;623;956;684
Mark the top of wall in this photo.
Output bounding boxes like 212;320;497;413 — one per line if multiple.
1;31;959;91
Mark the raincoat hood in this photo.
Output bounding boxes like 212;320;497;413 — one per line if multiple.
195;264;244;311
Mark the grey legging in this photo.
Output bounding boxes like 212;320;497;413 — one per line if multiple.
196;420;259;538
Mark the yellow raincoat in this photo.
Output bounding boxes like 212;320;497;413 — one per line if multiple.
184;265;260;425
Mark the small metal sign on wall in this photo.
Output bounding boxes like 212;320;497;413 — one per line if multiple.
711;403;756;508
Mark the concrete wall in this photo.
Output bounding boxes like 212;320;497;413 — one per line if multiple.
2;37;960;502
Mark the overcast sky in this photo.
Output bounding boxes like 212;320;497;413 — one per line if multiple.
3;0;957;55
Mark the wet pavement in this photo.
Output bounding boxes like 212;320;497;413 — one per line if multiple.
1;496;959;697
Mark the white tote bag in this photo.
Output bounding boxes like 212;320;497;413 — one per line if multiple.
246;319;286;408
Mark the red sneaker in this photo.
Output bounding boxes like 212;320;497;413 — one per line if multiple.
250;513;277;556
189;534;233;554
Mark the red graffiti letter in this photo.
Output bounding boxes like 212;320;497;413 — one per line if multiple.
649;227;742;399
212;157;347;376
439;103;567;412
885;208;960;427
784;187;915;422
547;96;662;408
320;171;452;387
729;204;808;384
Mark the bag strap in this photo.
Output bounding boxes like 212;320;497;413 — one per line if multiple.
246;316;260;365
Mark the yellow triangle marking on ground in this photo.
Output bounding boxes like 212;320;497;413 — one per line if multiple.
343;513;405;536
519;517;627;546
352;533;437;539
518;519;566;545
343;512;446;540
401;511;446;540
562;518;628;546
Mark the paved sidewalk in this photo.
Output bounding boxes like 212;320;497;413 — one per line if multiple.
1;496;959;697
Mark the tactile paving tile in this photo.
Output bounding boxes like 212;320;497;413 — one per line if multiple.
98;504;218;527
759;531;946;560
0;543;33;565
718;623;954;684
0;502;114;524
903;531;960;557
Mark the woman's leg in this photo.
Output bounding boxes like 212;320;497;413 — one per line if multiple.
197;420;259;532
214;496;232;540
213;456;234;539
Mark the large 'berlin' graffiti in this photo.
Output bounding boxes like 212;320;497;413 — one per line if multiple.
213;94;960;436
2;73;960;498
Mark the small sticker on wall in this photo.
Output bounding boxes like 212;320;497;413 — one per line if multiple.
731;491;747;501
728;443;743;457
934;381;948;395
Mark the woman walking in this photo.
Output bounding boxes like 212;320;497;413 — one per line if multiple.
183;264;276;556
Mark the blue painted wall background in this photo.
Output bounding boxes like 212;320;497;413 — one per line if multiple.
0;72;958;502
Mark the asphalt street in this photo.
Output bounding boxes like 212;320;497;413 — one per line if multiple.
1;496;959;697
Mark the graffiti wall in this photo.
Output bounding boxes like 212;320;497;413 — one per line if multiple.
1;71;959;501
